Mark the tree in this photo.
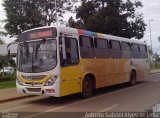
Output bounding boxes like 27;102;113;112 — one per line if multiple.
68;0;146;39
3;0;76;37
68;17;85;29
154;53;160;62
3;0;44;37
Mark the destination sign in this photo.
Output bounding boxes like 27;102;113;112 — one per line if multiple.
20;27;57;42
29;30;53;39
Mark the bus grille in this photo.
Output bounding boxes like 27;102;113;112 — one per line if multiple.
22;75;46;81
27;88;41;92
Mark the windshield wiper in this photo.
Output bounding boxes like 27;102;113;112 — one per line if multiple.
35;38;46;59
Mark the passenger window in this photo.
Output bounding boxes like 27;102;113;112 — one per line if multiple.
64;37;79;66
121;42;132;59
110;40;122;59
80;36;93;47
131;43;141;59
79;36;94;58
95;38;108;49
121;42;131;51
95;38;110;59
110;40;121;50
140;45;148;59
140;45;147;52
131;43;139;51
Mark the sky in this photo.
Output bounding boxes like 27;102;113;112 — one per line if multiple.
0;0;160;54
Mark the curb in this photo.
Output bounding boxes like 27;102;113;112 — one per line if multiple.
0;95;37;104
150;71;160;74
150;69;160;74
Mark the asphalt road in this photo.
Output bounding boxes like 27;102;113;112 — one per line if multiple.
0;73;160;118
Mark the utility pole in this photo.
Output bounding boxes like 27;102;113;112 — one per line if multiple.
149;20;154;69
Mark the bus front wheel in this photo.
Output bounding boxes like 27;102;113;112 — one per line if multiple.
129;70;136;86
81;77;93;98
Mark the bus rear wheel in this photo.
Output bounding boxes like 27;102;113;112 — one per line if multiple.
129;70;136;86
81;77;93;98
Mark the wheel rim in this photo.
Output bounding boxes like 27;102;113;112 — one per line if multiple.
131;72;136;85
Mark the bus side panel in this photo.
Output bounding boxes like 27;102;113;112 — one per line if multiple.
132;59;150;81
105;59;111;86
60;58;108;97
143;59;150;77
131;59;142;80
107;59;116;86
78;59;107;89
83;59;107;88
108;59;130;85
116;59;131;84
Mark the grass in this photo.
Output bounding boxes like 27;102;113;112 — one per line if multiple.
0;73;16;89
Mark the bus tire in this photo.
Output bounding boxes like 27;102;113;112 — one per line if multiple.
129;70;136;86
81;76;93;98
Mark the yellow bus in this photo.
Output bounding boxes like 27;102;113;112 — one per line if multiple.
16;26;150;98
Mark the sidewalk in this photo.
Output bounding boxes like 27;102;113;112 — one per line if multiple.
150;69;160;74
0;88;35;103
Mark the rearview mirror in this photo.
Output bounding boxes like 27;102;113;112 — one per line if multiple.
8;49;10;57
7;43;11;57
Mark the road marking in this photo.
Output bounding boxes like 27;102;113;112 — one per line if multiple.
98;104;119;112
24;83;145;118
1;105;29;112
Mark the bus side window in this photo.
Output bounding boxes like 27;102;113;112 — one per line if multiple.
121;42;132;59
95;38;110;59
79;36;94;58
109;40;122;59
131;43;141;59
64;37;79;66
140;45;148;59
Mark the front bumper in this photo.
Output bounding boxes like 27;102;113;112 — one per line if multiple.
16;81;60;97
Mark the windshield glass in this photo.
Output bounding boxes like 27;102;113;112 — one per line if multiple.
17;39;57;73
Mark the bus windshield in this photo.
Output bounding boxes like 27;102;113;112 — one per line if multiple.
17;39;57;73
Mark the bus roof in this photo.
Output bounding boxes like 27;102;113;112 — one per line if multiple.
22;26;146;45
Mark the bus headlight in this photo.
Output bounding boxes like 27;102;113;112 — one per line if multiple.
44;76;58;86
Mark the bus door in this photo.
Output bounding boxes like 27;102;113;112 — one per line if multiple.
59;35;81;96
